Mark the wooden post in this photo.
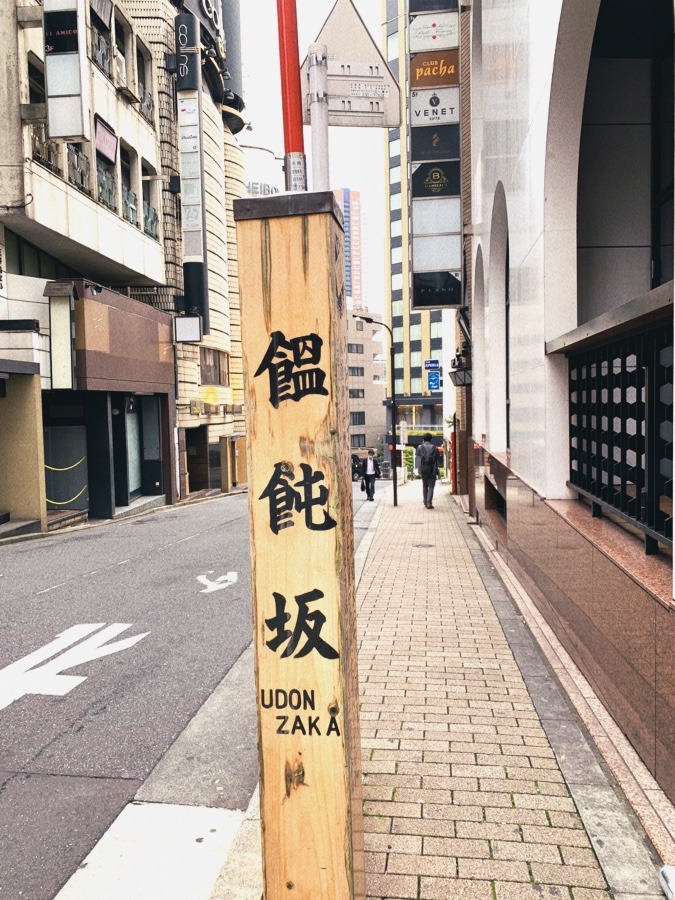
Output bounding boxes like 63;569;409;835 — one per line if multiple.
234;192;364;900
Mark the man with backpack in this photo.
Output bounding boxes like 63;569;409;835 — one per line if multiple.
415;433;439;509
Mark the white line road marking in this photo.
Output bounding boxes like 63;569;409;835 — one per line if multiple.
0;624;150;711
37;582;67;595
196;571;239;594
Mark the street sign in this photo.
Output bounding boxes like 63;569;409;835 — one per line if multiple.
300;0;400;127
427;370;441;390
424;359;440;370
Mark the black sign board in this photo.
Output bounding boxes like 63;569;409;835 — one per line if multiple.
411;124;460;162
44;10;79;54
175;13;200;92
412;271;462;309
412;161;460;198
410;0;458;11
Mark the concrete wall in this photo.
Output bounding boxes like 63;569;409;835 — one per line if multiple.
0;374;46;527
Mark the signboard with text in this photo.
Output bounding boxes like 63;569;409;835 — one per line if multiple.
409;1;463;310
410;49;459;88
234;192;364;899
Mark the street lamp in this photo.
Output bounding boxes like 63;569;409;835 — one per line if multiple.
353;315;398;506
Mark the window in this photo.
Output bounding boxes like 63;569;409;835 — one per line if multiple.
91;11;112;77
349;389;365;398
390;192;401;211
348;343;364;354
389;138;400;158
391;246;403;266
391;272;403;291
392;299;404;317
393;326;403;343
411;377;422;394
390;219;402;238
389;166;401;185
351;434;366;448
96;154;117;211
410;351;422;368
395;377;404;394
200;347;230;386
142;161;159;239
355;320;364;331
387;31;398;62
431;320;443;339
350;412;366;426
348;366;364;377
120;145;137;225
410;322;421;342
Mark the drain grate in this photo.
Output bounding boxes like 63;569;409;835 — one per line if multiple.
412;543;435;548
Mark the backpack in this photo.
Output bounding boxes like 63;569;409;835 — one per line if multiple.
418;442;437;475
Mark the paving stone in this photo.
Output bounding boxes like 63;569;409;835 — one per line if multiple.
420;877;493;899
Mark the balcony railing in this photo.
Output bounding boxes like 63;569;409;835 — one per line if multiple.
97;163;117;211
92;27;112;77
143;200;158;239
31;124;59;173
122;188;137;225
67;144;90;193
139;87;154;122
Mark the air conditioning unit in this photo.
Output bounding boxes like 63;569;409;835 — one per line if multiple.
115;52;127;88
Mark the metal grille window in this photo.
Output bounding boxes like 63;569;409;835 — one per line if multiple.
96;157;117;211
143;201;158;239
569;326;673;550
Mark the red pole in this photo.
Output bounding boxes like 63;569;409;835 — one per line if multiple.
276;0;307;190
450;430;457;494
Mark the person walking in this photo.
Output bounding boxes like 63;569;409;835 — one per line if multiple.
360;449;381;501
415;433;439;509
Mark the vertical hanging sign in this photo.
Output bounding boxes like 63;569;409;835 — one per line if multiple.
408;2;463;308
175;12;209;332
234;192;365;899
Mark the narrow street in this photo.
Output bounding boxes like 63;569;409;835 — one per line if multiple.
0;485;374;899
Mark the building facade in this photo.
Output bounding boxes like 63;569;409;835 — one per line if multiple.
384;0;454;453
347;311;386;454
0;0;174;531
0;0;247;533
467;0;674;806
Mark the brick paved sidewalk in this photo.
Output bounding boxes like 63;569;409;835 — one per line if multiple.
356;481;662;900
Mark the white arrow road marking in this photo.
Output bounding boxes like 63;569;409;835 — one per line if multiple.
196;571;238;594
0;624;150;711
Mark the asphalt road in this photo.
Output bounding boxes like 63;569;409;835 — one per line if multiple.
0;483;375;899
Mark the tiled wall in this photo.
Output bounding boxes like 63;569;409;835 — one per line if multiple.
476;470;675;807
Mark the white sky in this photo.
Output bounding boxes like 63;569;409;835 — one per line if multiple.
239;0;389;313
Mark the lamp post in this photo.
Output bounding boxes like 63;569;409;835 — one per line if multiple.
353;315;398;506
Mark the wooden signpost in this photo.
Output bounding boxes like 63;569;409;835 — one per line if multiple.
233;192;365;899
